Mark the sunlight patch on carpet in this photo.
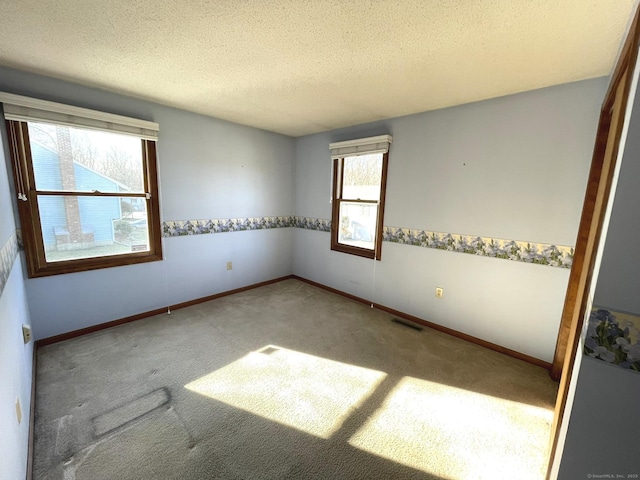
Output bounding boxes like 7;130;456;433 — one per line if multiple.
184;345;387;439
348;376;553;480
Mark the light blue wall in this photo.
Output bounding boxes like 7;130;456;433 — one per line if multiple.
293;78;608;362
0;107;34;480
558;357;640;476
0;66;296;340
558;66;640;477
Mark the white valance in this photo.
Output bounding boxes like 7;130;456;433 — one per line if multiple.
329;134;392;160
0;92;159;140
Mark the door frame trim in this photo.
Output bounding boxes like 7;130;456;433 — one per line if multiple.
547;5;640;477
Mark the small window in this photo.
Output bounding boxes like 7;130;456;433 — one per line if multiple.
2;93;162;277
330;135;391;260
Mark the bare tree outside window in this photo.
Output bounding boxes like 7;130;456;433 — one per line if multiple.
29;122;144;191
342;154;382;201
343;154;382;188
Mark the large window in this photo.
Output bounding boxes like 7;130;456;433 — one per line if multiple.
2;93;162;277
330;135;391;260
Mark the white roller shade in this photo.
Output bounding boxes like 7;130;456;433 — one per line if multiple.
329;134;392;159
0;92;159;140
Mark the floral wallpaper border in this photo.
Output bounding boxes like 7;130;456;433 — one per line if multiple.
0;231;19;297
584;308;640;374
292;216;331;232
162;216;294;237
162;216;573;269
383;226;573;268
162;216;333;237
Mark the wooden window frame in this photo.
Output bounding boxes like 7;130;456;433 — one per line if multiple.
6;120;163;277
330;152;389;260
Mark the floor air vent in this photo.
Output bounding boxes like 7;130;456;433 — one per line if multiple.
392;318;423;331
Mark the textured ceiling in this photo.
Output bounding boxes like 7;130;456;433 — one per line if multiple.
0;1;637;137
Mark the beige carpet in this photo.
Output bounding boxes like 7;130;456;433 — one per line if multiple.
33;278;558;479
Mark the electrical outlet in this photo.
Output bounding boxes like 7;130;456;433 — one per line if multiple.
15;398;21;424
226;261;233;271
435;287;444;298
22;324;32;344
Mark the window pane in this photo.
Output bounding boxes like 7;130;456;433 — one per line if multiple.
342;153;382;200
28;122;144;193
38;195;149;262
337;201;378;250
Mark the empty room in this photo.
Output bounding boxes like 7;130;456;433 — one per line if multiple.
2;1;640;479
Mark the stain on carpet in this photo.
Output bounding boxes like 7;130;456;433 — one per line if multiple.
92;388;170;438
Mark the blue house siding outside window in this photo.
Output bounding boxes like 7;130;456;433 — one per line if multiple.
31;143;122;249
